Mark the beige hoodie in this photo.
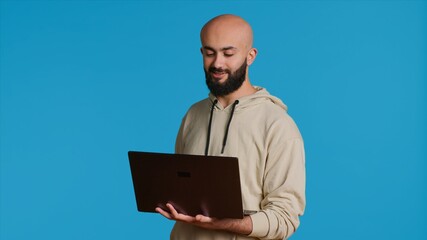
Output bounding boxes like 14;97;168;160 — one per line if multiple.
171;87;306;240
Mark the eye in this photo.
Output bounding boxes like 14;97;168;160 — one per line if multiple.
224;51;235;57
205;50;215;57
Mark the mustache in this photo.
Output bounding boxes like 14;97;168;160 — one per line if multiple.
208;67;231;74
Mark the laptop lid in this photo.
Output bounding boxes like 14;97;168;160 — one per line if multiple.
128;151;244;219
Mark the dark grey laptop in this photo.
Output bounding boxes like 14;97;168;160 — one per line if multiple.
128;151;244;219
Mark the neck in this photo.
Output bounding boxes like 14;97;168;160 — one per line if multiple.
216;79;257;108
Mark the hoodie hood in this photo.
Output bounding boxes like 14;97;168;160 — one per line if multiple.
208;87;288;112
205;87;288;155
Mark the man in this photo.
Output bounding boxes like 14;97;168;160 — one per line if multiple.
156;14;306;239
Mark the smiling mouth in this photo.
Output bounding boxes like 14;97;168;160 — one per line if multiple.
211;72;226;79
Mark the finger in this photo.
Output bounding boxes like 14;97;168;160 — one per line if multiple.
195;214;213;223
165;204;197;222
166;203;179;216
155;207;172;219
178;214;197;222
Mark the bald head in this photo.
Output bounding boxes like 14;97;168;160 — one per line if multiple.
200;14;254;52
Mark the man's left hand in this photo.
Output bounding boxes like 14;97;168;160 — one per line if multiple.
155;203;252;235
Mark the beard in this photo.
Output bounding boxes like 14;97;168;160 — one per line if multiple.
204;59;247;97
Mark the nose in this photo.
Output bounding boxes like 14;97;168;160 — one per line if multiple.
212;54;225;69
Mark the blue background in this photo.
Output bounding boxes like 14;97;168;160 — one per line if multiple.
1;0;426;239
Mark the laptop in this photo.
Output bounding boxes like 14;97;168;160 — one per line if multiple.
128;151;244;219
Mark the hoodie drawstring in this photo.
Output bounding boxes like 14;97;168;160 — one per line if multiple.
205;99;218;156
205;99;239;156
221;100;239;154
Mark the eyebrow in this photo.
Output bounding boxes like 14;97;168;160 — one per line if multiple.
203;46;237;51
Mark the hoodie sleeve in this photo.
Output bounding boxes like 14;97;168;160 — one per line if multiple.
248;120;306;239
175;114;187;154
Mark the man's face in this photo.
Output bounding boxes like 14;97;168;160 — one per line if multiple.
201;44;248;96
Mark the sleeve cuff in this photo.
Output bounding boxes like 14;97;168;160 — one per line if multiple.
248;211;269;238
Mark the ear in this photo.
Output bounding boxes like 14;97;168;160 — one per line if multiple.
246;48;258;66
